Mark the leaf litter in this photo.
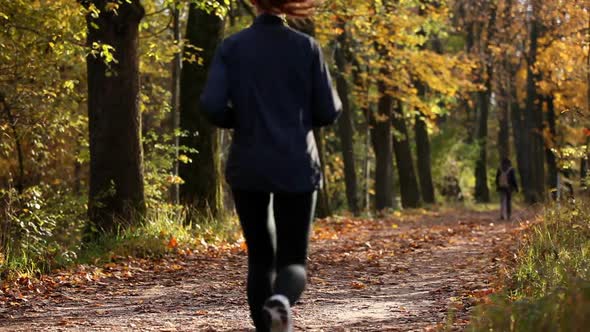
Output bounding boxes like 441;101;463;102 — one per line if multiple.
0;208;534;331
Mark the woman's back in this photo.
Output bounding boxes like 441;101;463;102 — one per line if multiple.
201;14;341;193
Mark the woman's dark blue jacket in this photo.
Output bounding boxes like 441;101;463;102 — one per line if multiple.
200;14;342;193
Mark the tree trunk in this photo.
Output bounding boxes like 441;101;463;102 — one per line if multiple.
497;87;510;160
351;59;374;212
414;80;435;204
391;100;421;208
314;128;332;218
473;3;497;203
464;22;476;143
510;71;527;193
498;0;512;162
372;85;395;211
414;114;434;204
334;31;359;215
179;2;225;218
169;2;181;204
523;6;545;203
581;155;588;191
545;95;557;200
363;111;372;211
584;17;590;194
474;87;491;203
85;0;146;233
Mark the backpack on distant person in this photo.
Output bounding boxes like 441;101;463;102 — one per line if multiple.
499;168;511;189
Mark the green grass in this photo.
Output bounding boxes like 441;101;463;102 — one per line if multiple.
1;198;241;279
78;206;241;265
468;200;590;331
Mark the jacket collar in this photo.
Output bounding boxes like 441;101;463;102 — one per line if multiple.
254;13;287;26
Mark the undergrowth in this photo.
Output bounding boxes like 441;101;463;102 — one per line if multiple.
469;199;590;331
0;186;240;280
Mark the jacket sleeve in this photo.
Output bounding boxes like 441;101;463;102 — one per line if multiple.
310;40;342;127
200;43;234;129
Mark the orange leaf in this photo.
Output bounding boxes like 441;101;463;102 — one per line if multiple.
351;281;366;289
167;236;178;249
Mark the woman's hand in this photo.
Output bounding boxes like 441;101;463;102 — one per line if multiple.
282;0;320;18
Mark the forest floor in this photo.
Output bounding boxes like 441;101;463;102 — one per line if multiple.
0;207;534;331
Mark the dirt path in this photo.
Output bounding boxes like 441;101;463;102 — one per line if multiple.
0;209;529;331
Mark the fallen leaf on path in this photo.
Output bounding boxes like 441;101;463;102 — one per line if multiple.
351;281;366;289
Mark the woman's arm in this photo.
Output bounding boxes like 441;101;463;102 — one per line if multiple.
200;44;234;129
310;41;342;127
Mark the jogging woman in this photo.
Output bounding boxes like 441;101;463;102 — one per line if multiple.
200;0;342;331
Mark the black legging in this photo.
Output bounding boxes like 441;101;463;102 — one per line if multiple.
232;190;317;331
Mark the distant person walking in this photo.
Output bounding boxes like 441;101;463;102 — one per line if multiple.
496;158;518;220
200;0;341;331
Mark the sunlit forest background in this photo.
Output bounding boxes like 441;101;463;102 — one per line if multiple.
0;0;588;276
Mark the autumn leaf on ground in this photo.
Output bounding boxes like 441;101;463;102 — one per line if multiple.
351;281;367;289
167;236;178;249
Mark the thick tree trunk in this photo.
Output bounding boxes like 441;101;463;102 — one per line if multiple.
473;3;497;204
545;96;558;200
464;23;476;143
351;60;373;212
498;0;512;162
497;87;510;160
363;111;372;211
391;101;421;208
170;2;181;204
414;80;435;204
179;2;225;218
474;87;491;203
314;128;332;218
334;32;359;215
524;9;545;204
372;85;395;211
584;17;590;194
510;73;527;192
412;4;436;205
85;1;146;232
414;113;434;204
581;155;589;191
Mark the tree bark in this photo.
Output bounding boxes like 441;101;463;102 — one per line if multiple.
372;85;395;211
545;95;557;200
473;3;496;203
581;156;588;191
523;4;545;203
509;69;527;193
474;86;491;203
179;2;225;218
414;113;434;204
334;31;359;215
314;128;332;218
169;1;181;204
391;100;421;208
85;0;146;233
497;87;510;160
414;80;435;204
464;22;476;143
